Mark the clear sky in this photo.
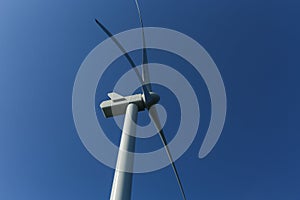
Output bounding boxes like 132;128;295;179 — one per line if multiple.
0;0;297;200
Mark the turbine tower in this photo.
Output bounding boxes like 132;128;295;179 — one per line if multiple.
96;1;186;199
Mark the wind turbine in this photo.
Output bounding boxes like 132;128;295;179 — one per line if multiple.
96;1;186;199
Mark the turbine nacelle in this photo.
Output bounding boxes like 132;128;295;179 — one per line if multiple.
100;92;145;118
100;92;160;118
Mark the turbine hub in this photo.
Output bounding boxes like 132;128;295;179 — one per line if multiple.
143;92;160;109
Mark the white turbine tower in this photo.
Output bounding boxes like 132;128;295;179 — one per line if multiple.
95;1;186;199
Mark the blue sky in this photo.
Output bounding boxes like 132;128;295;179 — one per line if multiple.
0;0;297;199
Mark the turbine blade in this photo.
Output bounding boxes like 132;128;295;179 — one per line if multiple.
134;0;152;92
94;19;151;99
148;106;187;200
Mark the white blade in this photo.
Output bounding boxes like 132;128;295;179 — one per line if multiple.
95;19;152;101
134;0;152;91
148;105;187;200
